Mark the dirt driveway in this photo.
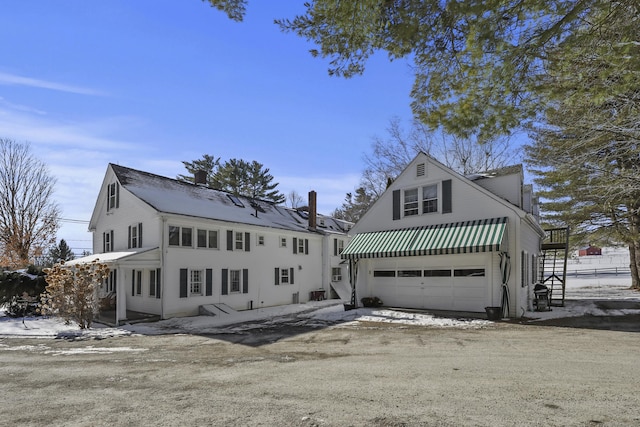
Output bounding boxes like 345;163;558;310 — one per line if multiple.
1;317;639;427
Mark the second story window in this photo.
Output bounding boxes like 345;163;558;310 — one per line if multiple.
422;184;438;214
103;230;114;252
169;226;193;247
128;223;142;248
404;188;419;216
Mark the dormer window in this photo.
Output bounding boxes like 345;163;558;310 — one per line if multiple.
107;182;119;212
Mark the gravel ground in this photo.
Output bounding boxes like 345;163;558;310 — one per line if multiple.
1;318;639;427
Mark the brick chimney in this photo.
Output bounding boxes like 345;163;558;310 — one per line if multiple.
308;190;317;230
194;170;207;185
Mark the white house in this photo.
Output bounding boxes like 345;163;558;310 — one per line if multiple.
341;152;545;318
68;164;352;324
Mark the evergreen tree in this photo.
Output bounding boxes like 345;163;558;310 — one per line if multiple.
45;239;75;267
332;187;373;223
207;0;621;141
526;2;640;288
211;158;286;204
177;154;220;186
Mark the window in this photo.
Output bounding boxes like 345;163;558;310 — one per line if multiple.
182;227;192;247
422;184;438;214
197;229;219;249
190;270;203;296
235;232;244;250
149;269;157;297
334;239;344;256
398;270;422;277
293;238;309;255
404;188;419;216
280;237;287;247
227;194;244;207
454;268;485;277
131;269;142;296
104;269;117;293
274;267;294;285
128;223;142;249
424;269;452;277
332;267;342;282
230;269;241;293
169;226;193;247
107;182;119;212
280;268;290;284
103;230;114;252
257;235;265;246
373;270;396;277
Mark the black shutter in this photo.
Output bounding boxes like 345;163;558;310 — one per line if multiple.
305;239;309;255
138;223;143;247
274;268;280;285
290;268;295;285
221;269;228;295
227;230;233;251
245;232;250;252
242;269;249;294
334;238;338;256
156;268;161;298
103;232;106;252
293;237;297;254
106;189;110;213
110;231;114;251
442;179;452;213
206;268;213;296
131;270;135;296
115;183;119;208
392;189;401;220
179;269;188;298
128;226;131;249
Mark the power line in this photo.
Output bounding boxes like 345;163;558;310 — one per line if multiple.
59;218;90;224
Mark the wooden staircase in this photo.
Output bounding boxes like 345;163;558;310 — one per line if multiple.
540;227;570;307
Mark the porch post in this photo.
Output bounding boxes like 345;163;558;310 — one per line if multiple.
115;267;127;325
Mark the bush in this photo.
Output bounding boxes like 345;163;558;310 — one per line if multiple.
0;266;47;317
41;260;109;329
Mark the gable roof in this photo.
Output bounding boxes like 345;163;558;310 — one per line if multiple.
108;164;350;235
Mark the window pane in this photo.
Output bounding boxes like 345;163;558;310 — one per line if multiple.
190;270;202;294
424;269;451;277
230;270;241;292
373;270;396;277
281;269;289;284
235;232;243;250
169;226;180;246
209;230;218;249
197;229;207;248
423;184;438;213
149;270;156;296
404;188;419;216
182;227;192;247
454;268;485;277
398;270;422;277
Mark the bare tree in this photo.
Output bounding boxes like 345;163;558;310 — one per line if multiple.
361;117;518;200
0;139;60;268
286;190;305;209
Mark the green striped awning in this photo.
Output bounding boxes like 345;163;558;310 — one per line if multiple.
341;217;508;260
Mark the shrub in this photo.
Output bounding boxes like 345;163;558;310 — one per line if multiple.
41;260;109;329
0;266;47;317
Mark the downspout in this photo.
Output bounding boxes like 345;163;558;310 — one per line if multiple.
160;216;166;320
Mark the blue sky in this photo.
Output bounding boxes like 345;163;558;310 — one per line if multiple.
1;1;416;255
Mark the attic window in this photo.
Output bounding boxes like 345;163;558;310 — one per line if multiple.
416;163;426;177
227;194;244;208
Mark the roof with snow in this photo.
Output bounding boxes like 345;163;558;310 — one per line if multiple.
465;164;523;181
110;164;352;235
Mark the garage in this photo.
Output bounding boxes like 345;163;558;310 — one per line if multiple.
342;218;506;313
366;254;491;312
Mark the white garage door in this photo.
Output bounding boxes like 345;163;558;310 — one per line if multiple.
368;254;490;312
